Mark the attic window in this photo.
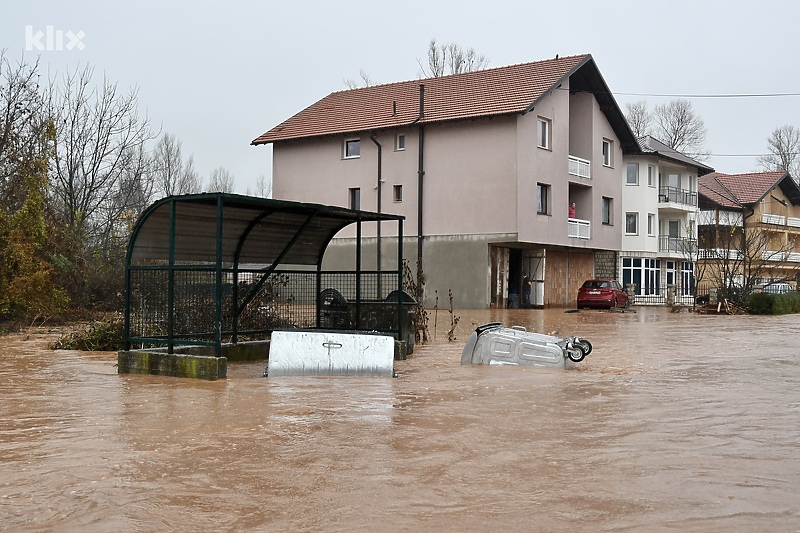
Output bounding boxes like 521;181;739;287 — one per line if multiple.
395;134;405;151
344;139;360;159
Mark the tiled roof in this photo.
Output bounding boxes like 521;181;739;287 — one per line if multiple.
638;135;714;175
698;171;788;208
252;54;592;145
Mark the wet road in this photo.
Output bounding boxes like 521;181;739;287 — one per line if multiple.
1;307;799;532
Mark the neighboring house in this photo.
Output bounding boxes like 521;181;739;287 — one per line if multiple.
620;136;714;305
252;54;639;308
697;171;800;298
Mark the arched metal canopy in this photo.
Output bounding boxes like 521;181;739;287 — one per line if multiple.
123;193;407;356
128;192;403;266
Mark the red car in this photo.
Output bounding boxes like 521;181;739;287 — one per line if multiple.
577;279;629;309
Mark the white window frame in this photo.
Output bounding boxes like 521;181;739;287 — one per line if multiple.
393;184;403;202
648;213;656;236
648;165;655;187
344;138;361;159
537;117;551;150
395;134;405;151
625;212;638;235
626;163;639;185
602;139;613;167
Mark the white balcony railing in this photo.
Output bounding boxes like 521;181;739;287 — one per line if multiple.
698;210;743;227
699;248;744;260
568;217;590;239
761;212;800;228
568;155;590;179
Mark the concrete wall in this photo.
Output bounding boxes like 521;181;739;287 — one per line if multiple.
323;234;517;308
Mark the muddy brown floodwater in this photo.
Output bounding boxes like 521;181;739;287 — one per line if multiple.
1;308;799;532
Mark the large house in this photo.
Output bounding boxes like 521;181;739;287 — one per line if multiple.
252;54;640;308
697;171;800;297
620;136;714;305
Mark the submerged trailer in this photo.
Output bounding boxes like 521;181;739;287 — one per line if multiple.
461;323;592;370
266;329;396;377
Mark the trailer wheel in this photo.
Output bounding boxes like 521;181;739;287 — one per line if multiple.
575;340;592;355
566;347;586;362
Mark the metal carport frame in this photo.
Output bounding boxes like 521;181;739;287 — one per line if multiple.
123;193;406;357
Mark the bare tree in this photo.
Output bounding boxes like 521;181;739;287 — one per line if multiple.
207;166;235;192
418;38;489;78
151;132;201;197
343;69;374;90
652;99;709;160
625;100;652;139
49;64;155;251
0;52;49;214
255;174;271;197
758;125;800;182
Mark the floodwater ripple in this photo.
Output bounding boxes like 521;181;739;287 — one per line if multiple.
0;308;799;532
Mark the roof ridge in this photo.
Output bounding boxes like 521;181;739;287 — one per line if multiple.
328;54;592;96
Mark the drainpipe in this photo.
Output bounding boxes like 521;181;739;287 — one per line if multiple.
370;132;383;295
417;84;425;279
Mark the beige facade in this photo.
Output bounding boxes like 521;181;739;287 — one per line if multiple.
260;56;639;308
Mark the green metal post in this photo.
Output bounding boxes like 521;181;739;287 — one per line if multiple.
215;196;224;358
168;199;176;354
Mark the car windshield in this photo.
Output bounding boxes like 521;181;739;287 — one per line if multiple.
583;280;612;289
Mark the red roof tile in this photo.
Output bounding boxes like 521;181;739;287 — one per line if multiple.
699;171;787;208
252;54;591;145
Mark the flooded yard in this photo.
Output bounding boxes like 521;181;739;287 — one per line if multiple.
1;307;799;532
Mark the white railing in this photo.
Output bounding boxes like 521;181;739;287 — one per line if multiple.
788;252;800;262
762;213;785;225
699;248;744;260
762;250;785;262
568;217;590;239
568;155;590;179
698;210;743;227
761;212;800;228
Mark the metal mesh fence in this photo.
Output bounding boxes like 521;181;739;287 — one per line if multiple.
126;268;409;348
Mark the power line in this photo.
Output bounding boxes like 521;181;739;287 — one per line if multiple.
614;92;800;99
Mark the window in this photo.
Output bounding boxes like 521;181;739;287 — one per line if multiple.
349;187;360;210
393;184;403;202
602;197;612;225
602;139;613;166
622;257;661;296
537;117;551;149
648;213;656;236
344;139;360;159
537;183;550;214
625;212;638;235
668;219;680;238
648;166;655;187
626;163;639;185
395;134;405;151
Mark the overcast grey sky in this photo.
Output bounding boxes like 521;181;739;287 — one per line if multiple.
3;0;799;193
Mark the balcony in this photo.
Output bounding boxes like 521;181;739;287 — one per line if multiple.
762;250;800;262
658;186;697;207
568;217;590;239
659;236;697;254
698;210;743;227
568;155;590;180
761;213;800;228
